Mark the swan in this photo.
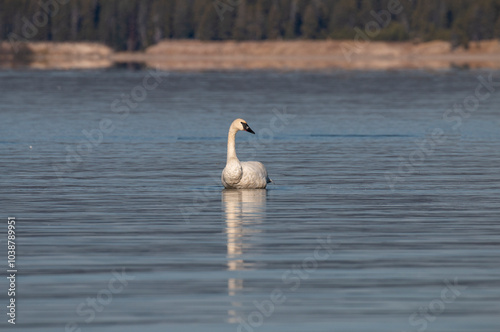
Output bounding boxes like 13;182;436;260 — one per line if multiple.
222;119;271;189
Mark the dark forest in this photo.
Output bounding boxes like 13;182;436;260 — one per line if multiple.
2;0;500;51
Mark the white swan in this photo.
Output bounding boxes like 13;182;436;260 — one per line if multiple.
222;119;271;189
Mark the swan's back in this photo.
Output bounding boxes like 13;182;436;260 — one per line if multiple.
239;161;270;189
222;161;270;189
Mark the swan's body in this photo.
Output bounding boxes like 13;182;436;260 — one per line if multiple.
222;119;271;189
222;160;269;189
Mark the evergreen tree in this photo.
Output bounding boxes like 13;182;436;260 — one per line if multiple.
246;1;266;39
328;0;357;39
218;2;237;40
233;0;248;40
267;1;283;39
173;0;192;38
197;3;218;40
301;3;318;38
495;16;500;38
285;0;300;39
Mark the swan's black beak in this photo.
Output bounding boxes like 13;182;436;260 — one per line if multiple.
242;122;255;134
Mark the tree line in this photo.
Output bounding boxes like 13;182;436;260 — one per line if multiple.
1;0;500;51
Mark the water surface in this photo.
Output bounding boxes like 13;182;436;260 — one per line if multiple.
1;69;499;332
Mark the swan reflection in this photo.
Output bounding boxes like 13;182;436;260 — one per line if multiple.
223;189;266;323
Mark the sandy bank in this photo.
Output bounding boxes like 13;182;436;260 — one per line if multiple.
0;42;113;69
1;40;500;70
141;40;500;70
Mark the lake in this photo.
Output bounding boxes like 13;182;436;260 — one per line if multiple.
1;69;499;332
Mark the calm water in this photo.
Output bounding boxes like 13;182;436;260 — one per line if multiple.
1;69;500;332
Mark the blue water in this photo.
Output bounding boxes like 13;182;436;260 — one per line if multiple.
1;69;500;332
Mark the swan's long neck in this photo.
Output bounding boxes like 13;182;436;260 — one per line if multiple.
226;126;239;163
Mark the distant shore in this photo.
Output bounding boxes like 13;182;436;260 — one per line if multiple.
1;40;500;70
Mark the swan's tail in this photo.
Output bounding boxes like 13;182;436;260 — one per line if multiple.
267;177;274;185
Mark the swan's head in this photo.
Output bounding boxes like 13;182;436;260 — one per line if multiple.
232;118;255;134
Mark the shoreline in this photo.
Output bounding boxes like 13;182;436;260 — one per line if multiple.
1;40;500;70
